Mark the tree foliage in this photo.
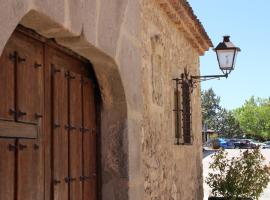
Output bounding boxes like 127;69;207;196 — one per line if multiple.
201;88;221;130
201;88;243;138
234;96;270;139
206;149;270;199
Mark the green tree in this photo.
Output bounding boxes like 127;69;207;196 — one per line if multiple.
201;88;243;137
216;109;243;138
201;88;221;130
234;96;270;139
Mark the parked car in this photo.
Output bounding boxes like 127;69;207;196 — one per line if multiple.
249;140;266;149
263;141;270;149
233;139;252;149
222;139;235;149
212;138;235;149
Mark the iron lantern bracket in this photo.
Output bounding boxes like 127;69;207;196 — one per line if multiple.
191;73;228;83
174;69;229;89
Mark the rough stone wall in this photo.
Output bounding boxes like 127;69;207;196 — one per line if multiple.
0;0;207;200
0;1;143;200
141;1;204;199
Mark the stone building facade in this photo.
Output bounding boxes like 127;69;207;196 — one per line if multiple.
0;0;212;200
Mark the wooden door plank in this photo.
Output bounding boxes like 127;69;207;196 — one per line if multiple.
69;72;83;200
17;139;44;200
52;66;69;200
82;77;97;200
0;139;15;200
0;35;15;121
83;179;97;200
14;32;43;124
82;78;97;175
0;120;38;138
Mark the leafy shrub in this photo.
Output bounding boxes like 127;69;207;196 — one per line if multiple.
206;149;270;200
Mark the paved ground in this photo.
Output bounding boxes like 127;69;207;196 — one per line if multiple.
203;149;270;200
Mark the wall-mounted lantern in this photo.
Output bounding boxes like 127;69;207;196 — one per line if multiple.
173;36;240;145
192;35;241;81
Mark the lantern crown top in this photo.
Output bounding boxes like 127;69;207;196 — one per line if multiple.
223;35;230;42
214;35;241;51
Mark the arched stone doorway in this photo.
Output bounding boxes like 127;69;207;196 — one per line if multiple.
0;8;129;200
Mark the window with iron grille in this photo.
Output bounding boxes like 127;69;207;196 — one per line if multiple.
182;79;192;144
173;73;192;145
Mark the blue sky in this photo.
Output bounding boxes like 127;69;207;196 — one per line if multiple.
188;0;270;110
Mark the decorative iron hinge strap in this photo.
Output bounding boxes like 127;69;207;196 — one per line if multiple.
79;173;97;181
65;124;76;131
65;72;75;80
65;177;76;183
51;64;61;74
34;62;42;68
9;109;27;118
53;179;61;185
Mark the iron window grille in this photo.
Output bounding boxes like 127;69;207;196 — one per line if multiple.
173;69;193;145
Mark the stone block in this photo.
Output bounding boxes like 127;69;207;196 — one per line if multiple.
128;119;142;180
123;0;141;40
20;10;73;38
97;0;128;57
129;182;144;200
0;0;29;54
82;0;97;45
118;34;143;112
33;0;65;26
67;0;83;35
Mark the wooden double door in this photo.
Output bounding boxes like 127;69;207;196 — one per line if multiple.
0;27;97;200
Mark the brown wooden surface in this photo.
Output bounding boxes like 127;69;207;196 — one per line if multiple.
82;77;97;200
14;31;43;124
17;139;44;200
0;120;38;138
0;35;15;121
0;26;97;200
0;139;15;200
83;179;97;200
52;66;69;200
69;72;83;200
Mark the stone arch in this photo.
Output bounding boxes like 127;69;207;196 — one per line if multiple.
0;8;129;200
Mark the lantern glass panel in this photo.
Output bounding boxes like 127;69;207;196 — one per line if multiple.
216;49;235;70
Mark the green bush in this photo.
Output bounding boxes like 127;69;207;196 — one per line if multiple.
206;149;270;200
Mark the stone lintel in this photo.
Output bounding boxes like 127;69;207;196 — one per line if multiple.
157;0;213;55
